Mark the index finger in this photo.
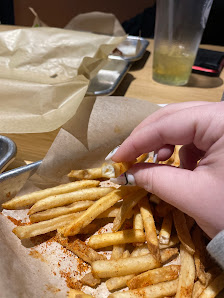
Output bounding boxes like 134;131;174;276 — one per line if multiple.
112;103;222;162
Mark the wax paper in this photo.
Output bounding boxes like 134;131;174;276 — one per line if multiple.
0;96;160;298
0;27;124;133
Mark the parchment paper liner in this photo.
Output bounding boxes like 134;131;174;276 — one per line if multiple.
0;96;160;297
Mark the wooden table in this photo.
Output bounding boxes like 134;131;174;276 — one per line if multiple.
1;26;224;164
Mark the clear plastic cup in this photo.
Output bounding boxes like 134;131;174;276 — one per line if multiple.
152;0;213;86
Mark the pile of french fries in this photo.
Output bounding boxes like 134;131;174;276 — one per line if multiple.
2;148;224;298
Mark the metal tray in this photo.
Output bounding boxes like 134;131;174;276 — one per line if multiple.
87;36;149;96
0;136;17;174
0;160;41;200
109;35;149;62
87;58;131;96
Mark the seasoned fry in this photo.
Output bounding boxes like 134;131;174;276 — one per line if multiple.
159;212;172;244
68;168;102;180
192;226;207;285
173;208;195;255
29;200;94;223
136;153;148;163
176;244;195;298
81;272;101;287
113;189;148;231
139;197;161;263
110;244;125;260
149;193;161;204
88;229;146;249
193;281;206;298
106;275;134;291
108;279;179;298
101;161;135;178
68;289;93;298
133;208;144;231
155;200;174;217
185;215;195;231
159;234;180;249
28;187;114;215
2;180;100;209
199;272;224;298
13;212;83;239
61;186;139;237
192;268;222;298
127;265;180;289
92;248;178;279
131;244;150;257
56;236;106;264
160;248;179;264
92;253;161;278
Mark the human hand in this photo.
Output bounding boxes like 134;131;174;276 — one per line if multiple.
111;101;224;238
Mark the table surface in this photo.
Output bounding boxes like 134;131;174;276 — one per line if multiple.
1;25;224;165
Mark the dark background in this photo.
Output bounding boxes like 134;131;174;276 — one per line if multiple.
0;0;223;46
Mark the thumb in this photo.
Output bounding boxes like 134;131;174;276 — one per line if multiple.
126;163;201;216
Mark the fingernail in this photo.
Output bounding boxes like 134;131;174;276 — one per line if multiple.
105;145;120;161
110;172;136;186
153;152;158;163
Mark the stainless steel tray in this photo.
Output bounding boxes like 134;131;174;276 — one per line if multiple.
109;35;149;62
0;136;17;174
0;160;41;200
87;36;149;96
87;58;131;96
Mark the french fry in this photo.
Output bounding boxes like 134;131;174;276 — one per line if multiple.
149;193;161;204
110;244;125;260
81;272;101;287
192;226;207;285
68;154;147;181
28;187;114;215
92;248;178;278
92;253;161;278
68;289;93;298
29;200;94;223
159;212;172;244
133;208;144;231
55;235;106;264
131;244;150;257
199;272;224;298
127;265;181;289
68;168;102;180
98;204;131;219
88;230;146;249
192;267;222;298
155;200;174;217
185;215;195;231
13;212;83;239
193;281;206;298
2;180;100;209
176;244;195;298
61;186;139;237
101;161;135;178
113;189;148;231
106;274;135;291
106;248;133;290
139;197;161;263
136;153;148;163
123;250;131;258
108;279;179;298
159;234;180;249
173;208;195;255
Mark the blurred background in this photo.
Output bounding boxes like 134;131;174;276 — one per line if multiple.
1;0;224;45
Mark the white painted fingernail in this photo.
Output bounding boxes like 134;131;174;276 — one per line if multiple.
110;172;136;186
153;152;158;163
105;145;120;161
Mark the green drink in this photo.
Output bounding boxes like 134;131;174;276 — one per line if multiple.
153;45;196;86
